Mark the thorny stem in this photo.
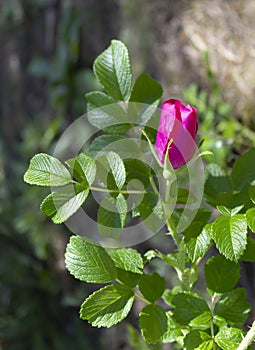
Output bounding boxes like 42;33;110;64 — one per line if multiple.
166;218;191;291
237;320;255;350
166;217;181;247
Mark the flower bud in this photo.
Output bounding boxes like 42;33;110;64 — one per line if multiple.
155;99;198;169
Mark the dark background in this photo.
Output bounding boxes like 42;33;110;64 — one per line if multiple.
1;0;255;349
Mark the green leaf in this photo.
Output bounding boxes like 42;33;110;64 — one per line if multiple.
248;184;255;204
213;315;228;329
80;284;134;327
86;90;115;108
96;151;126;190
143;249;157;262
204;255;240;293
214;288;251;324
125;159;151;190
172;292;210;326
115;269;141;288
138;272;166;302
182;209;212;242
66;153;96;186
162;287;182;307
211;214;247;261
217;205;244;216
86;91;131;133
89;134;140;159
89;134;124;156
232;149;255;191
156;251;179;269
215;328;244;350
204;163;231;206
129;73;162;124
108;248;143;274
246;208;255;232
24;153;71;186
65;236;117;283
130;73;162;105
97;194;127;239
141;125;157;144
93;40;132;101
186;224;212;262
161;311;182;344
177;188;197;205
182;265;198;291
116;193;127;223
40;187;89;224
188;311;212;330
139;304;168;344
240;236;255;262
138;192;164;233
127;324;152;350
183;330;213;350
216;191;248;210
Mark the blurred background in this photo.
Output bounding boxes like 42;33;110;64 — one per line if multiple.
1;0;255;349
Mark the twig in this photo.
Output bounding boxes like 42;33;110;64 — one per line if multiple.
237;320;255;350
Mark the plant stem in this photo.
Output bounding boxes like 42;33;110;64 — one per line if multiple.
166;218;181;247
149;176;160;197
237;320;255;350
210;294;217;350
116;278;150;304
90;186;146;195
134;290;150;304
166;218;191;291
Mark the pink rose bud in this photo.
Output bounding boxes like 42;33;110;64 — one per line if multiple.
155;99;198;169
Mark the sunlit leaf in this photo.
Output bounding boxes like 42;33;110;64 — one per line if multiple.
24;153;71;186
80;284;134;327
65;236;117;283
93;40;132;101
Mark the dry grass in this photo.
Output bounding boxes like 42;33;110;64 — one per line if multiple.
142;0;255;123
